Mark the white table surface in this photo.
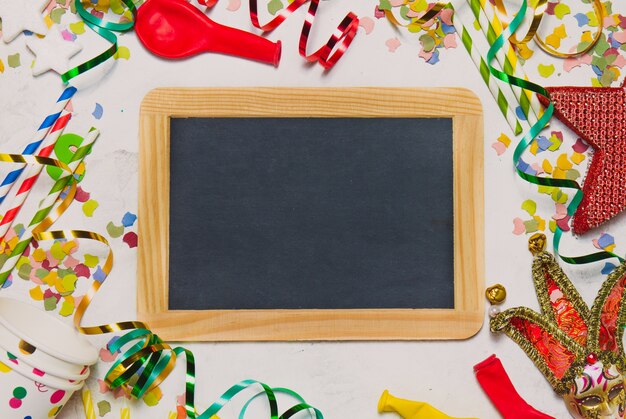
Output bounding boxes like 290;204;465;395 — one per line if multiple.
1;0;625;417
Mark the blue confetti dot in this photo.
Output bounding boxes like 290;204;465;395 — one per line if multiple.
92;103;104;120
426;50;440;65
601;262;616;275
440;22;455;34
121;212;137;227
93;266;106;283
515;106;528;121
591;65;603;77
573;13;589;27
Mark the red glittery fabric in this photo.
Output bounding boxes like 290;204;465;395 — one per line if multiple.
539;80;626;235
599;272;626;354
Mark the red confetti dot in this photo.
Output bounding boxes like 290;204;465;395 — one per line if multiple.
32;368;44;377
9;397;21;409
50;389;65;404
123;232;138;248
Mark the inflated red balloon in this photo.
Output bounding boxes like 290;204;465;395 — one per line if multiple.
135;0;281;66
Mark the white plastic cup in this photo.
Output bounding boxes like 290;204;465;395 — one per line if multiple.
0;298;98;418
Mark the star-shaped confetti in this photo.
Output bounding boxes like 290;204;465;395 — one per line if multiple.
539;79;626;235
26;28;82;76
0;0;48;43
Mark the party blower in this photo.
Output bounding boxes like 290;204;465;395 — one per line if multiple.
135;0;281;66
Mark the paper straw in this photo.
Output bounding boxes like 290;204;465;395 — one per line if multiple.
451;7;524;135
168;412;177;419
120;407;130;419
0;110;72;240
471;0;543;124
0;128;99;286
82;388;97;419
0;87;76;204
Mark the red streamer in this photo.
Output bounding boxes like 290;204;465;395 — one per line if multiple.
198;0;359;69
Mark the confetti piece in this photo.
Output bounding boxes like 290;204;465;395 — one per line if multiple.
226;0;240;11
97;400;111;417
83;199;99;217
99;348;117;363
75;186;90;202
442;33;456;48
58;299;74;317
123;232;138;248
92;103;103;120
536;135;552;151
18;263;32;280
419;34;436;52
524;219;540;233
44;296;57;311
50;7;66;24
598;233;615;249
556;216;571;231
497;133;511;147
556;153;573;171
267;0;283;15
513;218;525;235
515;106;528;121
553;203;568;220
51;242;65;261
521;200;536;216
143;386;162;407
359;17;374;34
574;13;589;27
602;262;617;275
114;46;130;60
121;212;137;227
29;286;44;301
542;159;553;174
538;63;555;78
61;29;76;42
106;222;124;238
74;263;90;278
69;21;85;35
32;248;46;262
0;60;4;73
93;266;106;283
97;380;110;394
572;138;590;153
491;142;507;156
385;37;401;52
84;254;99;268
7;54;20;68
553;3;570;19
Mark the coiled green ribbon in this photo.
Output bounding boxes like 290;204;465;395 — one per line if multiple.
61;0;137;84
487;0;624;265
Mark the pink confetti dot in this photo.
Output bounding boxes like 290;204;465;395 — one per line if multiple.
50;389;65;404
32;368;45;377
9;397;21;409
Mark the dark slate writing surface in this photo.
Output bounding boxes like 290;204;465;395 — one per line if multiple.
168;117;454;310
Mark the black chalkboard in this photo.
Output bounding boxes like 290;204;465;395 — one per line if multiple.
168;117;454;310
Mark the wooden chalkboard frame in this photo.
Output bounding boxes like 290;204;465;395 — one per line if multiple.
138;87;484;341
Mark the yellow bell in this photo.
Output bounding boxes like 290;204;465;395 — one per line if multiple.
378;390;479;419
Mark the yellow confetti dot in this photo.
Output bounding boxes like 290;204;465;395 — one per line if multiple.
82;199;99;217
30;286;44;301
0;361;11;373
553;168;566;179
570;152;585;165
534;215;545;231
542;159;553;174
538;63;555;78
32;248;46;262
556;153;573;171
0;59;4;73
605;244;616;253
84;254;99;268
516;43;534;60
530;141;539;155
62;240;77;255
497;133;511;147
43;271;58;287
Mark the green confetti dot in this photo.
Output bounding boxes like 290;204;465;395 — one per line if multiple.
106;221;125;238
13;387;26;399
7;53;20;68
44;296;57;311
267;0;283;15
97;400;111;417
18;263;32;281
419;34;436;52
523;219;540;233
50;7;66;24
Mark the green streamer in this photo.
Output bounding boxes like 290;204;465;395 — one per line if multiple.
61;0;137;84
486;0;623;265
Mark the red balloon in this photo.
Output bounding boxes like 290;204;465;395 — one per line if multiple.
135;0;281;66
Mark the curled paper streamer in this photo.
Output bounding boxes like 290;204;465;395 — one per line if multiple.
487;0;623;265
244;0;359;69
